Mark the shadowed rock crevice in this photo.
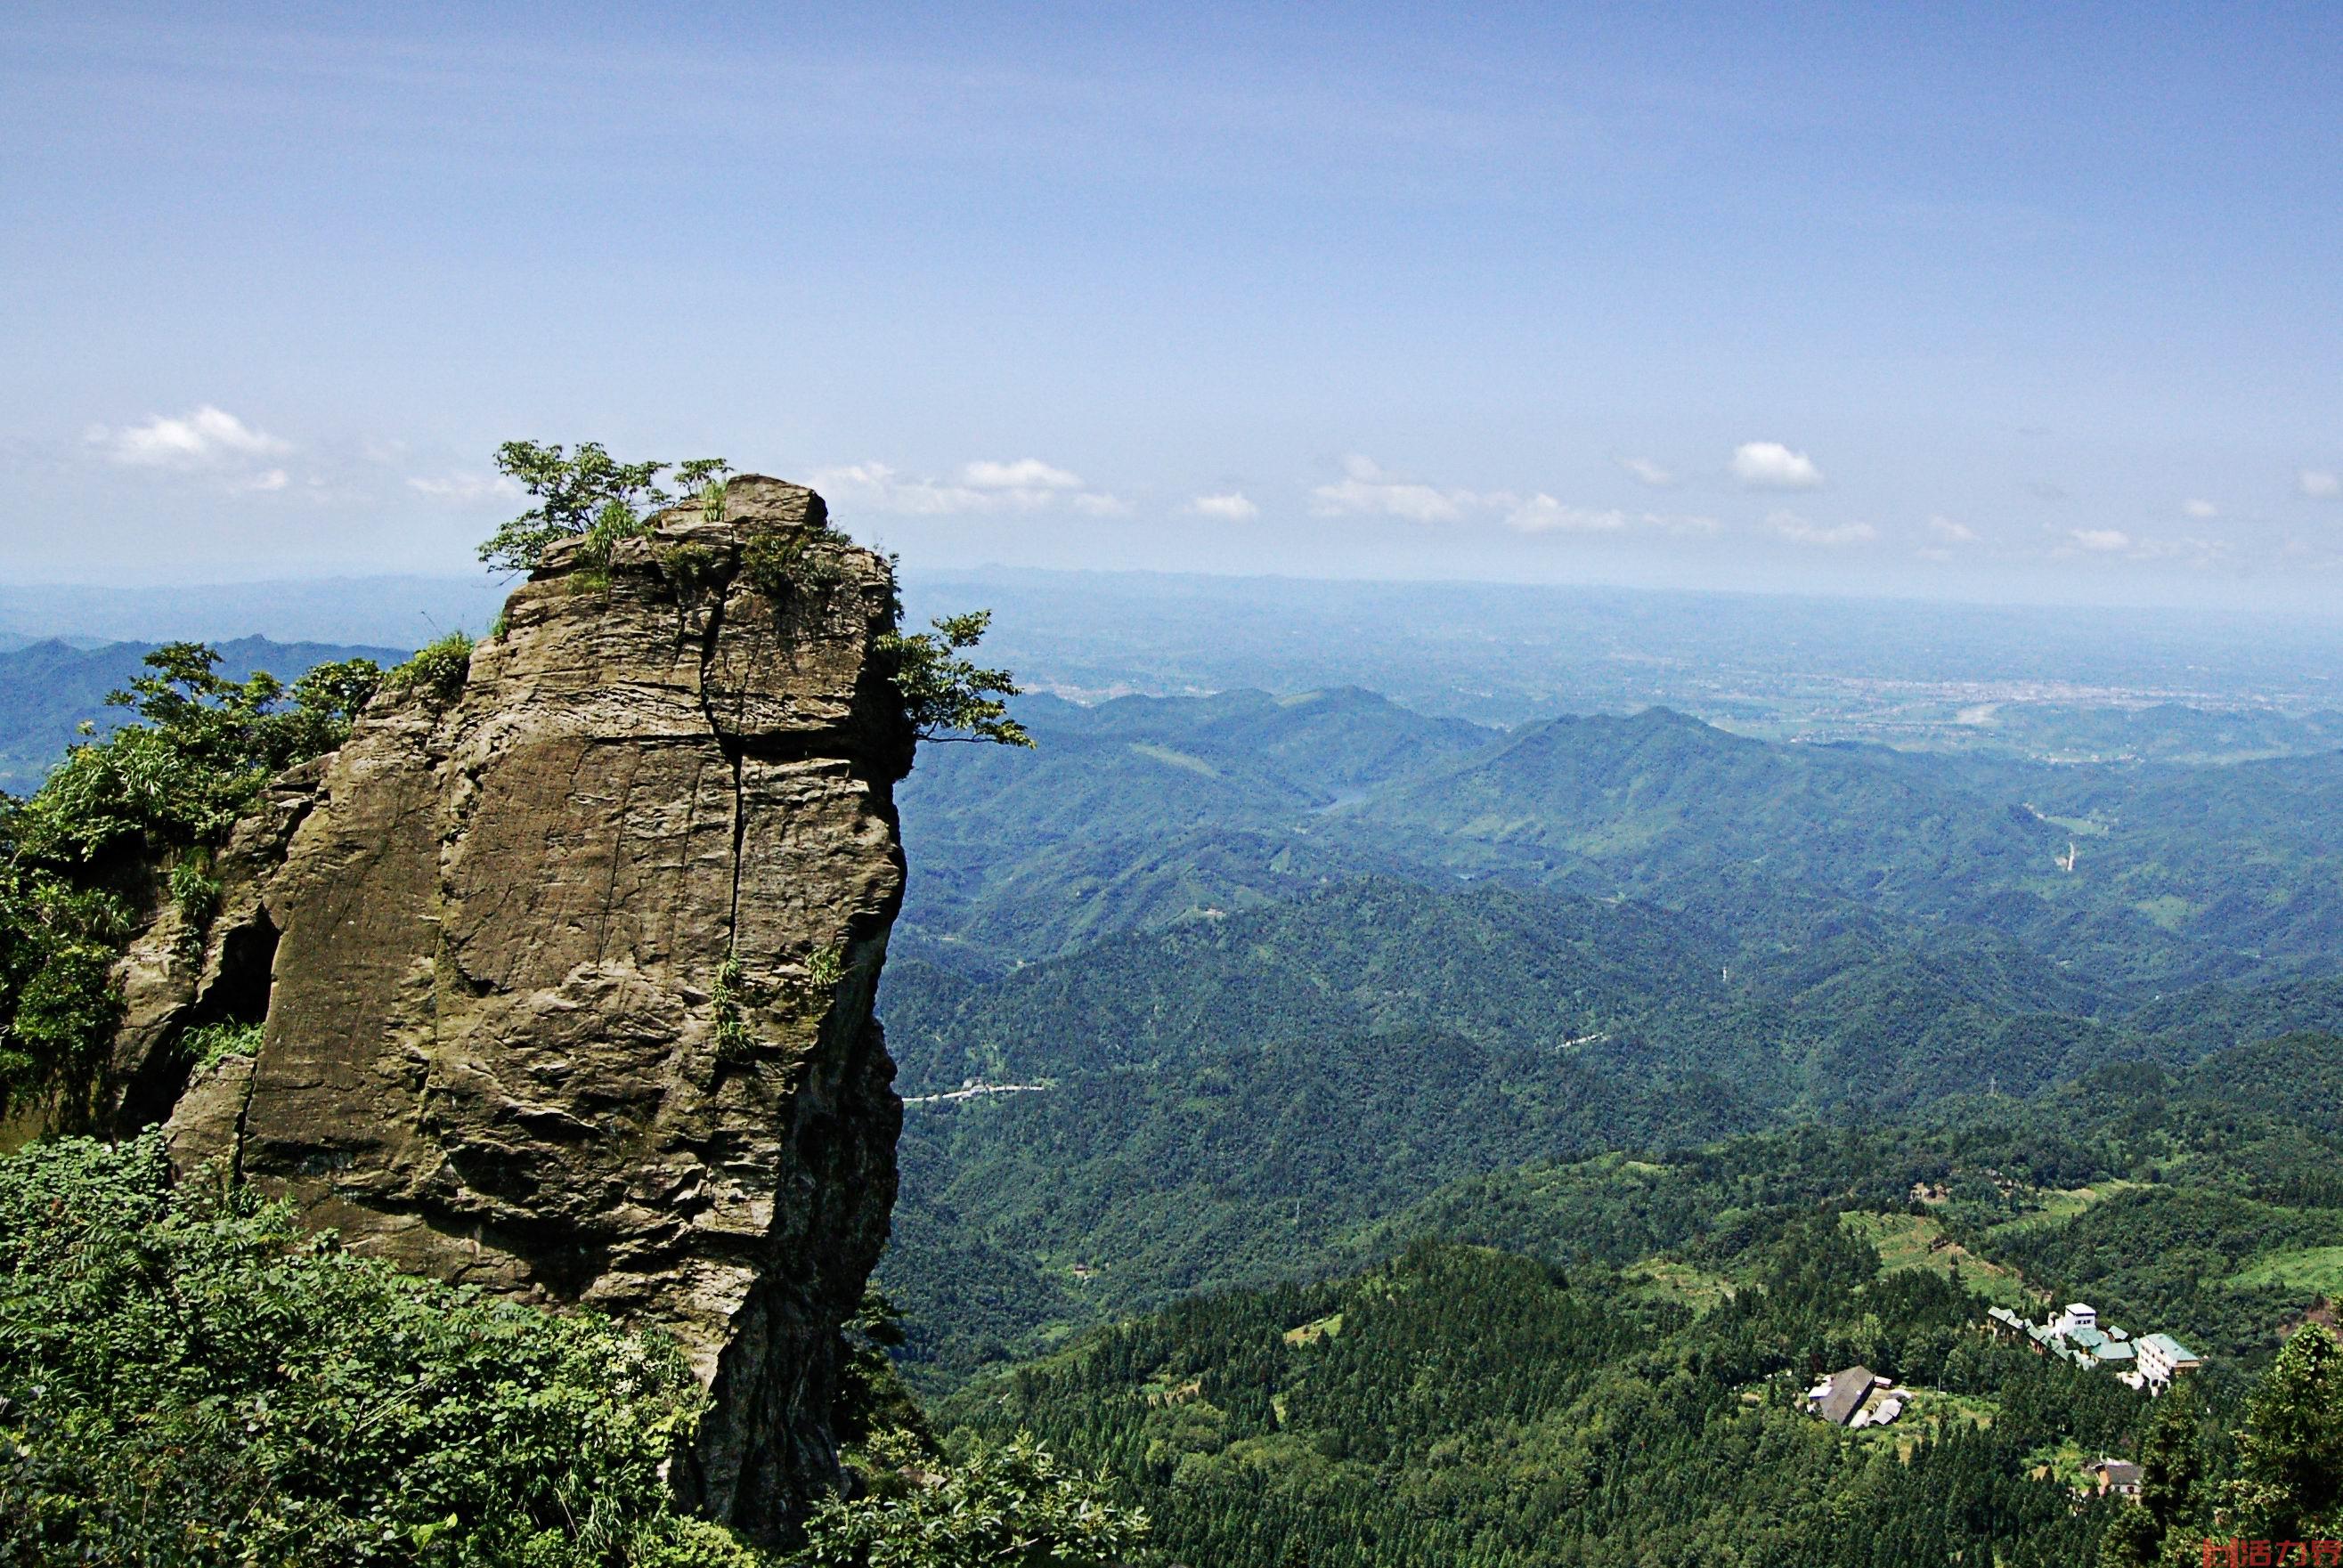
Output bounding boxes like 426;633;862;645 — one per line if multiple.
145;477;915;1545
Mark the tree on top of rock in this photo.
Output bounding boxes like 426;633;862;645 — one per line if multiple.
476;440;731;575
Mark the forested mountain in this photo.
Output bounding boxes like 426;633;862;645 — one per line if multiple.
933;1032;2343;1566
896;687;2343;990
875;685;2343;1392
7;627;2341;1565
877;873;2343;1381
1340;706;2062;907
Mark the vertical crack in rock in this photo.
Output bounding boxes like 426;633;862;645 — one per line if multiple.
140;478;915;1546
689;571;751;954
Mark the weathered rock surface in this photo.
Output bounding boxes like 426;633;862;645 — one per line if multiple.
147;478;915;1540
106;757;329;1131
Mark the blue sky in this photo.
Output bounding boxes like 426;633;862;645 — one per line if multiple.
4;3;2340;612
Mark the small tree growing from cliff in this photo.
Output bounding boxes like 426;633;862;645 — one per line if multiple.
879;612;1034;750
476;441;731;575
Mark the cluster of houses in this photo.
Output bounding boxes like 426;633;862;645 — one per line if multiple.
1986;1302;2202;1392
1802;1303;2203;1434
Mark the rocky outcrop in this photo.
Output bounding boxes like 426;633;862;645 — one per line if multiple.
153;478;915;1540
106;758;328;1132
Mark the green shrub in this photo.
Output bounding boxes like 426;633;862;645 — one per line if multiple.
575;497;655;587
182;1019;264;1066
18;644;377;865
806;946;847;991
697;476;730;524
742;531;850;603
0;1135;758;1566
390;631;475;701
712;955;754;1062
659;542;723;604
796;1427;1149;1567
169;849;221;925
0;938;119;1124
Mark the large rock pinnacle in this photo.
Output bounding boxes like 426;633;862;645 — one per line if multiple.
159;477;916;1538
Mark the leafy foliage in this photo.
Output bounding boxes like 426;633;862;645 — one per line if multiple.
743;528;853;602
19;642;377;862
0;1135;756;1566
2218;1323;2343;1547
0;637;403;798
476;441;729;575
800;1428;1149;1567
880;613;1033;749
183;1018;264;1066
389;630;476;701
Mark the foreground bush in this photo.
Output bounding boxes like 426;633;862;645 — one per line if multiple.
801;1428;1149;1568
0;1134;754;1566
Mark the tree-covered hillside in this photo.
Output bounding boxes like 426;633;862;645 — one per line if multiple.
876;846;2343;1385
946;1244;2343;1568
934;1037;2343;1566
893;687;2343;988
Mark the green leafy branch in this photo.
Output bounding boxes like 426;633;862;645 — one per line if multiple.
877;612;1034;749
476;442;731;576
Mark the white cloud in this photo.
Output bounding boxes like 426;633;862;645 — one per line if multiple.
1502;494;1628;533
1620;457;1675;488
813;462;989;515
238;468;291;493
1768;509;1875;546
1310;455;1470;523
2183;498;2219;519
1188;492;1259;522
92;404;291;467
1927;515;1979;542
2301;469;2341;500
407;472;522;505
2070;528;2132;553
1308;456;1714;539
960;458;1082;491
812;459;1117;517
1730;441;1824;490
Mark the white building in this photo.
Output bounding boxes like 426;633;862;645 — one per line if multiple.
2135;1333;2201;1385
2055;1303;2099;1336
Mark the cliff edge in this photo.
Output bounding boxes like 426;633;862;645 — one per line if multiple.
157;476;915;1539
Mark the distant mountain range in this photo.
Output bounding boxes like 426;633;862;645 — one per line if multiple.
875;679;2343;1384
9;566;2341;757
0;636;406;797
0;576;505;648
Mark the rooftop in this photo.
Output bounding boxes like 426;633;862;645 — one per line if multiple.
1815;1367;1880;1427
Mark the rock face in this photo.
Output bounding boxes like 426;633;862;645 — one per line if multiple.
156;478;915;1539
